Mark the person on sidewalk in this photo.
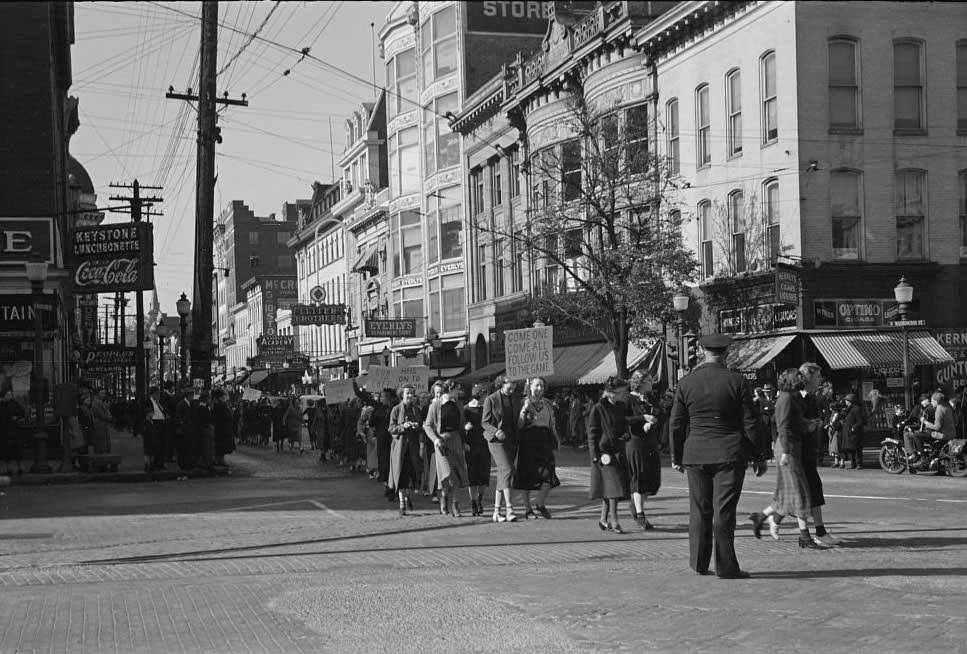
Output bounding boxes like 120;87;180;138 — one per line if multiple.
514;376;560;520
91;388;114;454
423;380;470;517
283;397;302;454
160;381;178;465
463;383;491;517
482;375;521;523
588;377;632;533
0;388;26;476
174;389;195;471
840;393;865;469
193;390;216;468
213;389;235;466
748;368;825;550
797;362;838;546
144;386;168;471
669;333;768;579
387;385;423;516
626;372;662;530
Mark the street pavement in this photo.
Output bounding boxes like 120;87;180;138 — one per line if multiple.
1;441;965;653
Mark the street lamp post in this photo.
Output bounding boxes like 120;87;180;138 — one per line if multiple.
176;293;191;385
430;335;443;380
894;275;914;410
25;256;52;474
672;293;690;380
156;318;174;385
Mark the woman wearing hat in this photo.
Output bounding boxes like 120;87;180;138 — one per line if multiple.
588;377;632;533
841;392;865;469
515;376;561;519
626;372;662;529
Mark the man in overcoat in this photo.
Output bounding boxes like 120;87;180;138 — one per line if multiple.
669;333;768;579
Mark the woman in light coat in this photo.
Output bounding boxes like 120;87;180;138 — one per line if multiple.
423;380;470;516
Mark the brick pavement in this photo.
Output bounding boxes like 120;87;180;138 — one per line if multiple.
0;444;965;653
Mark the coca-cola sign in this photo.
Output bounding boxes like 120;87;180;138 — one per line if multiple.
71;223;153;292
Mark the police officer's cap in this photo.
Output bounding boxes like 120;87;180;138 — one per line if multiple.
698;333;733;350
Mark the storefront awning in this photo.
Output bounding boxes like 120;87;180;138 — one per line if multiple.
576;341;652;385
351;243;379;274
810;330;954;370
465;360;507;382
430;366;467;379
727;334;797;371
243;369;270;387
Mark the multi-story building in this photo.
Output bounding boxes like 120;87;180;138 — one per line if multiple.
453;1;675;384
453;0;965;415
213;200;299;378
289;182;347;380
377;0;549;378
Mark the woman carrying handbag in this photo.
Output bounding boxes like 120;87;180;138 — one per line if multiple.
588;377;632;533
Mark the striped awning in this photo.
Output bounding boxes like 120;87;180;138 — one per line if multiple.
727;334;797;371
351;242;379;274
810;330;954;370
576;341;654;385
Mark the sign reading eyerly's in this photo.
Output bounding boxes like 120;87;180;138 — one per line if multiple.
71;223;154;292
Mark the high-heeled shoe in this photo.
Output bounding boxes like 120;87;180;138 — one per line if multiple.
767;514;781;540
748;512;766;539
505;508;518;522
399;504;406;517
799;535;825;549
610;523;625;534
451;502;462;518
493;509;506;523
524;509;536;520
598;520;610;531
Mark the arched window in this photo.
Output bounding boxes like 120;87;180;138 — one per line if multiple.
698;200;713;276
729;190;746;273
695;85;710;166
725;69;742;156
760;51;778;142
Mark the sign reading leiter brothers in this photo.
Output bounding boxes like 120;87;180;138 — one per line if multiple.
504;326;554;380
292;303;346;326
71;222;154;292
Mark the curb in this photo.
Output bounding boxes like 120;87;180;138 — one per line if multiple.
2;466;233;487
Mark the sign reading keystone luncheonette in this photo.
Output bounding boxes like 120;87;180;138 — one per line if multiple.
365;318;417;338
291;303;346;326
71;222;154;292
504;325;554;380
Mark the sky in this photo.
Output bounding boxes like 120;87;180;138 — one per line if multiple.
70;1;396;313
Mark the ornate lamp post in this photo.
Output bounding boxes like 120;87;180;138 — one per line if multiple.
25;256;52;474
176;293;191;384
893;275;914;410
156;318;175;385
672;293;690;378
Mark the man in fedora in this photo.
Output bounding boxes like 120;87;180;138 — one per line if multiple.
669;333;769;579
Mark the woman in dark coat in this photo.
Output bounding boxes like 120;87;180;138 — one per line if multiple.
749;368;823;549
588;377;631;533
257;398;274;447
213;389;236;464
0;389;26;476
463;383;491;516
283;396;303;453
340;398;362;468
193;391;216;467
840;392;865;469
387;385;424;516
626;372;662;529
272;398;287;451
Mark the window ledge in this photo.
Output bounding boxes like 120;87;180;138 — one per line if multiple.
761;138;778;148
696;163;711;172
727;151;743;161
893;128;927;137
828;127;863;136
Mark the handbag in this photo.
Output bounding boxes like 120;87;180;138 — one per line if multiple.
599;453;615;466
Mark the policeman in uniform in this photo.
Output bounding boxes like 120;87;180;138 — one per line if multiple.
668;333;769;579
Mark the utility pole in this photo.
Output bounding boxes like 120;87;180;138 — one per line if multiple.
167;0;247;389
109;179;162;422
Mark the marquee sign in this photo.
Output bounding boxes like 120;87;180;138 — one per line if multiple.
365;318;417;338
291;303;346;326
71;222;154;292
256;335;293;352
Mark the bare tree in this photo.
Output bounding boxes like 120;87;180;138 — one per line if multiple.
478;96;699;378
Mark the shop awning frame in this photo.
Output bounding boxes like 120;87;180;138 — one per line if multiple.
810;330;954;370
351;243;379;274
727;334;797;371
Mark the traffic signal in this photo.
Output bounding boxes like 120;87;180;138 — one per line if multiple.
684;331;698;370
666;338;679;364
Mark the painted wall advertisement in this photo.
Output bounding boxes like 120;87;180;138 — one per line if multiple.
933;329;967;394
71;223;154;292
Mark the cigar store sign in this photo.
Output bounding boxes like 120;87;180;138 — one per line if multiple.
71;223;154;292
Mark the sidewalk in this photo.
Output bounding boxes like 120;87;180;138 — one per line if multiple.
1;426;229;487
